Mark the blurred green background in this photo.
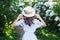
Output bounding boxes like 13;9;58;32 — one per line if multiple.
0;0;60;40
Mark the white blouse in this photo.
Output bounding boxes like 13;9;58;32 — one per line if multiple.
16;18;43;33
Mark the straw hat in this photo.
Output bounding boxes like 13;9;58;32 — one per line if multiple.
22;6;35;17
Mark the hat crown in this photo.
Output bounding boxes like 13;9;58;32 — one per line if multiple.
24;6;34;13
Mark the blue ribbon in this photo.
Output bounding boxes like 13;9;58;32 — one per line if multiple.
24;10;28;14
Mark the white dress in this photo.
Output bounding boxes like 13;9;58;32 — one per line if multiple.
16;18;43;40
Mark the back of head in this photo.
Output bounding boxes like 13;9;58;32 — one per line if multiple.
23;15;35;26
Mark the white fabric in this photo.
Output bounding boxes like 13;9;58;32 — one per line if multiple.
16;19;43;40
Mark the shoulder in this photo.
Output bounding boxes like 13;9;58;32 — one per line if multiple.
16;18;24;27
33;19;43;25
18;18;24;23
33;19;42;28
33;19;40;22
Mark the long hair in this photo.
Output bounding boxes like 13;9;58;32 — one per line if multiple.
23;15;35;26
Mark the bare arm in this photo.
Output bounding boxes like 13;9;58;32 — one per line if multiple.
35;14;47;27
12;14;23;27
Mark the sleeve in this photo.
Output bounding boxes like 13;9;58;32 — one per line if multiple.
36;20;43;28
16;19;23;27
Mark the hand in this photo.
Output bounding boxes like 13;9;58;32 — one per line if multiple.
35;14;47;27
35;14;41;20
18;14;23;20
15;14;23;22
12;14;23;27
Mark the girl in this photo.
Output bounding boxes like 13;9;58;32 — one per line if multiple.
12;6;47;40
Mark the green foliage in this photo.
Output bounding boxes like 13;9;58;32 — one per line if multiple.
53;3;60;17
0;0;18;39
0;14;6;34
0;24;17;40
